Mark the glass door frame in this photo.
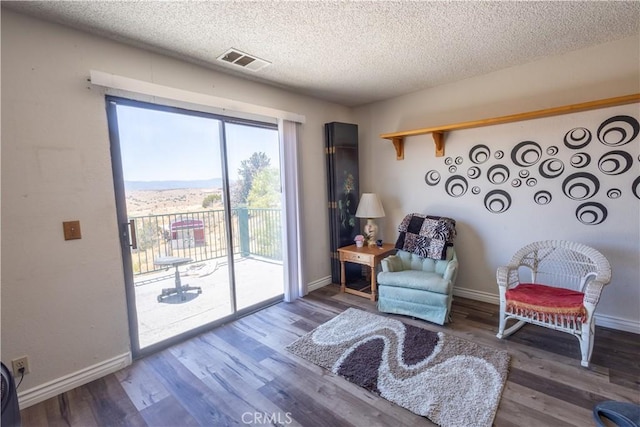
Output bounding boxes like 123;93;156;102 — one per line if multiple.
106;95;284;358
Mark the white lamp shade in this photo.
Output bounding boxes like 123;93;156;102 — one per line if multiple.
355;193;385;218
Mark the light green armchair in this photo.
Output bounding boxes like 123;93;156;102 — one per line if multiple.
377;247;458;325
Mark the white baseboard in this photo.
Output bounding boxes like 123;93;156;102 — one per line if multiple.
18;351;132;409
307;275;332;293
453;287;499;305
453;286;640;334
594;312;640;334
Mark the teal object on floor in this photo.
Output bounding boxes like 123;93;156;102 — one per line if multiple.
593;401;640;427
377;248;458;325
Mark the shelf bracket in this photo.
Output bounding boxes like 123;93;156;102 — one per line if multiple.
432;132;445;157
391;137;404;160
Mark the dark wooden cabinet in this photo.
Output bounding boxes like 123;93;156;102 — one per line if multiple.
325;122;361;284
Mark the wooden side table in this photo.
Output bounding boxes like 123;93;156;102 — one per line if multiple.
338;243;396;301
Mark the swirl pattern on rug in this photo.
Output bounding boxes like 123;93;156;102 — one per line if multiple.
286;308;510;427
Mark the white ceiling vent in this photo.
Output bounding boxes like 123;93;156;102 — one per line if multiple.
217;48;271;72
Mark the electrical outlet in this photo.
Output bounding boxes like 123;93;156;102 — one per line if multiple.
11;356;29;376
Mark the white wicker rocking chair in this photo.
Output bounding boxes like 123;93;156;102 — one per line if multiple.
496;240;612;367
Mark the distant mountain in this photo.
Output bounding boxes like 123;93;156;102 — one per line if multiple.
125;178;224;191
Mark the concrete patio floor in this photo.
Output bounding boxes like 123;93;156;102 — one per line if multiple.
133;256;283;348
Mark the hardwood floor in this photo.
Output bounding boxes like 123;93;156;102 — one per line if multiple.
20;284;640;426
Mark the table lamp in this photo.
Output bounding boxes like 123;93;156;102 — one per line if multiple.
355;193;385;246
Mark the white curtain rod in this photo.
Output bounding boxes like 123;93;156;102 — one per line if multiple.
89;70;306;124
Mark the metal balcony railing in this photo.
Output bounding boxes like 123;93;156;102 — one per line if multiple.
129;207;282;275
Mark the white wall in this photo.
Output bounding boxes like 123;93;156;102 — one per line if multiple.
355;35;640;331
1;9;352;402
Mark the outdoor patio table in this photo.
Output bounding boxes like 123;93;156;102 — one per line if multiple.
154;256;202;302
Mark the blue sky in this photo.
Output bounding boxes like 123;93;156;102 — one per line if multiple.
116;104;280;182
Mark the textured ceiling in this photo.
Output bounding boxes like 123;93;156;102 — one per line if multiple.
3;1;640;107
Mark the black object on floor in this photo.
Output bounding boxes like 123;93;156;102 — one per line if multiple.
593;401;640;427
1;362;21;427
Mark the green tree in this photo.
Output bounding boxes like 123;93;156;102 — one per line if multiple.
202;193;221;208
136;221;160;251
247;168;281;208
247;167;282;259
232;152;271;206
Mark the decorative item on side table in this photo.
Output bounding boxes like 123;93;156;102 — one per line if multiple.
354;234;365;248
355;193;385;247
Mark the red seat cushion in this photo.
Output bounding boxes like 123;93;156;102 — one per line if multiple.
506;283;586;322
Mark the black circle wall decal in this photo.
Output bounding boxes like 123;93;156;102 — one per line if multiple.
534;191;552;205
570;152;591;168
598;150;633;175
445;175;468;197
455;156;463;165
526;177;537;187
487;164;510;184
445;157;453;165
472;186;481;195
546;146;559;156
484;190;511;213
576;202;608;225
539;158;565;178
511;179;522;188
597;115;639;147
467;166;481;179
564;127;592;149
425;170;441;186
519;169;529;178
562;172;600;200
511;141;542;167
607;188;621;199
469;145;491;164
495;150;504;159
449;165;458;173
633;176;640;200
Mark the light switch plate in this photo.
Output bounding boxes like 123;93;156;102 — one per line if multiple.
63;220;82;240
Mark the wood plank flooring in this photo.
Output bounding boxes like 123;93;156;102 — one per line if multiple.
20;284;640;426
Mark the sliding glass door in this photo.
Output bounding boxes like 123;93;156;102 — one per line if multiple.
225;123;284;310
107;97;284;356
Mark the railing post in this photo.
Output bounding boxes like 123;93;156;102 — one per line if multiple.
238;207;250;257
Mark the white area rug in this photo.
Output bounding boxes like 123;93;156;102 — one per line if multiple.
287;308;510;427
